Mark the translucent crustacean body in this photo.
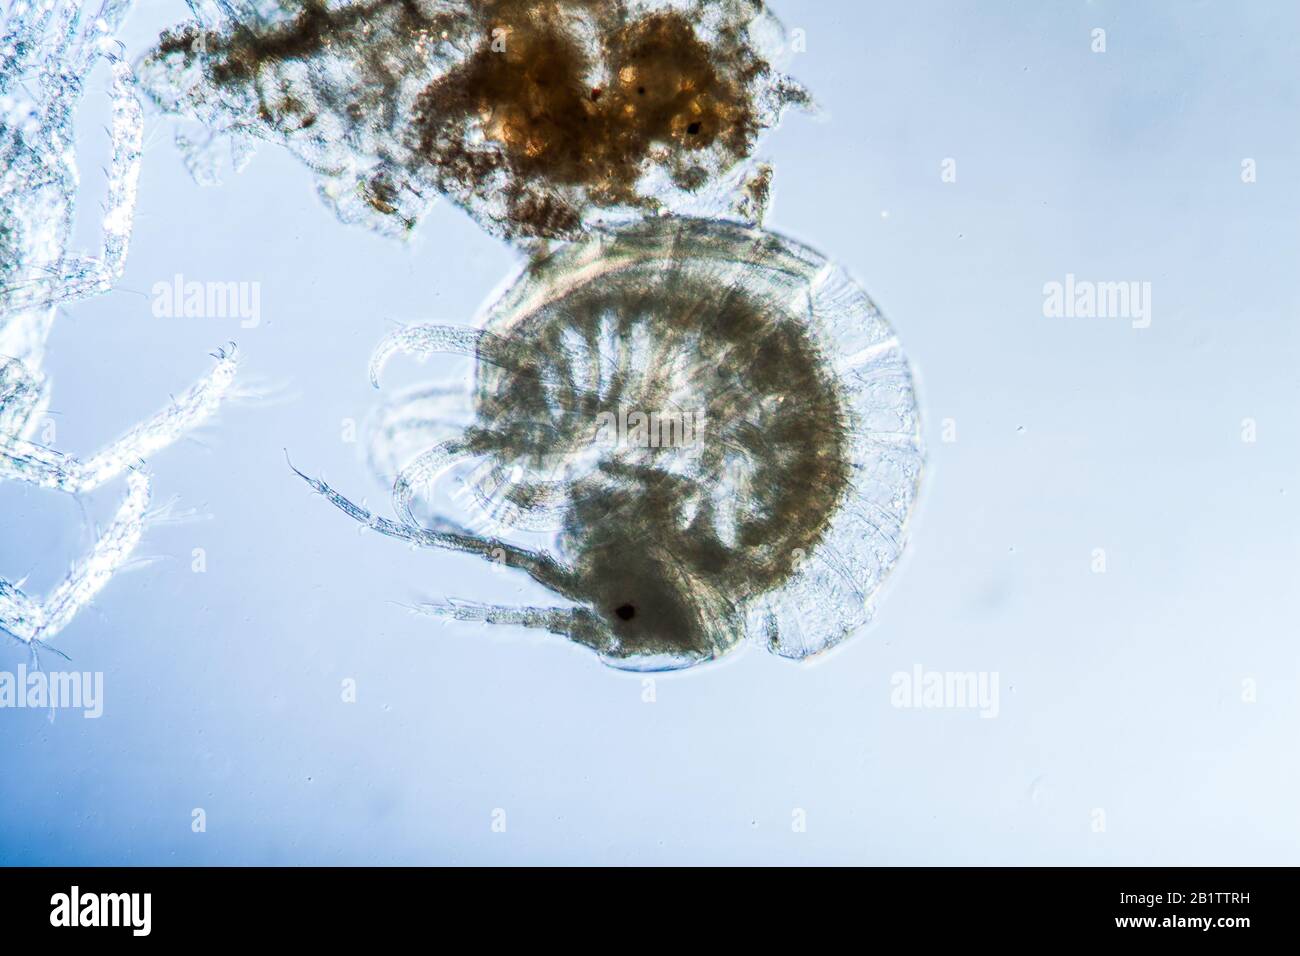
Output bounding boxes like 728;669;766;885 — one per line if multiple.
138;0;807;241
0;0;236;648
297;218;923;669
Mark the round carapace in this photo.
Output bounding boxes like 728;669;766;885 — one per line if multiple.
355;217;923;670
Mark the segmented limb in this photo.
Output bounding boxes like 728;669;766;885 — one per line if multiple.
0;358;46;439
0;5;237;648
0;48;142;314
0;346;237;493
391;437;473;528
289;458;578;599
409;599;611;654
0;348;238;645
365;382;466;483
0;469;149;645
368;323;579;389
369;325;487;388
368;326;578;533
413;599;577;634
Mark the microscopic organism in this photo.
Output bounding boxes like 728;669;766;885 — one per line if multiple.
295;217;923;669
1;0;237;648
138;0;808;241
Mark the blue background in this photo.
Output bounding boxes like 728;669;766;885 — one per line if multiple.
2;0;1297;864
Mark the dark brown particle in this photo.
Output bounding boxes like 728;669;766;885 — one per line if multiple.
144;0;797;240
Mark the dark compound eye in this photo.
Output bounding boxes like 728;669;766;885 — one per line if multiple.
686;122;701;135
614;604;637;622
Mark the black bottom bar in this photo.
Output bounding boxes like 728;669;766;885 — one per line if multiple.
0;866;1288;942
